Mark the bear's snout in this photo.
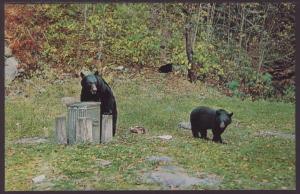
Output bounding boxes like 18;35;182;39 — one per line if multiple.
220;121;225;129
90;84;97;94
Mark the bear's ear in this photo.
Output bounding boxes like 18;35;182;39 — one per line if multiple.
229;112;233;117
94;71;99;76
80;72;85;79
216;110;221;116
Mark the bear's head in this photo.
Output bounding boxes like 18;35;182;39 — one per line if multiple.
216;109;233;131
80;71;100;95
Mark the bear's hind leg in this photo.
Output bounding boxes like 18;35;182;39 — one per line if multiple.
191;128;200;138
199;129;209;140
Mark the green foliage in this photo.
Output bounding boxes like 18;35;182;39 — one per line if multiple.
194;42;224;80
228;80;240;92
6;3;295;101
170;46;188;65
262;73;273;84
282;85;295;102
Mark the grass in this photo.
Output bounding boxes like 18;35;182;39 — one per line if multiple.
5;72;295;190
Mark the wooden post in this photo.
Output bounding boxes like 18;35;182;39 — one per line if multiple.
101;115;113;143
76;117;93;143
84;118;93;142
92;119;101;144
55;116;67;144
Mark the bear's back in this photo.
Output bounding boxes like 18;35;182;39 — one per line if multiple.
190;106;216;129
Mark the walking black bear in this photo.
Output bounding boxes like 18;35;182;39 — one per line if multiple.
190;106;233;143
80;71;117;136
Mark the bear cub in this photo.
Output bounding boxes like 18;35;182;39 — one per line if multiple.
190;106;233;143
80;71;117;136
158;63;173;73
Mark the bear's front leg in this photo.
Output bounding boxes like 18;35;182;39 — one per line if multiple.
212;134;222;143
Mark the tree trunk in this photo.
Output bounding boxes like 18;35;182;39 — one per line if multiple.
160;4;168;64
238;4;245;60
185;24;198;82
183;5;198;83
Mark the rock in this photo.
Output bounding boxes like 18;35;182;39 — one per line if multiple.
158;165;185;172
142;165;222;189
5;46;12;57
5;65;18;84
157;135;172;140
146;156;172;163
254;130;295;140
53;80;64;85
95;159;112;167
39;88;47;94
5;57;19;84
143;171;201;188
33;182;55;191
15;137;49;144
112;66;129;72
115;66;125;71
178;122;191;130
32;175;46;184
196;172;223;186
5;56;19;67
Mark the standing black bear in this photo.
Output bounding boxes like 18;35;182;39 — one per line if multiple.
190;106;233;143
80;71;117;136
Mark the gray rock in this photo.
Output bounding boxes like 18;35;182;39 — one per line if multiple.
5;65;18;84
178;122;191;130
5;46;12;57
33;182;55;191
5;57;19;84
158;165;185;172
112;65;129;72
146;156;172;163
114;66;125;71
39;88;47;94
53;80;64;84
95;159;112;167
15;137;49;144
144;171;201;188
142;165;222;189
143;169;221;189
196;172;223;186
5;56;19;67
32;175;46;184
254;130;295;140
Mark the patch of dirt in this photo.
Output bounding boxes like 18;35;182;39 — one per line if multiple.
15;137;49;144
254;130;295;140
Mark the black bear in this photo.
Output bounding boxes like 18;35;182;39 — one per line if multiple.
80;71;117;136
190;106;233;143
158;63;173;73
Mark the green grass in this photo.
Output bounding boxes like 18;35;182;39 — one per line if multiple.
5;73;295;190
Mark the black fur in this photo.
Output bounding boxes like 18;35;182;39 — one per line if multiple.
190;106;233;143
158;63;173;73
80;71;117;136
